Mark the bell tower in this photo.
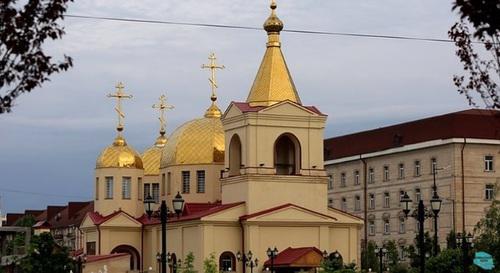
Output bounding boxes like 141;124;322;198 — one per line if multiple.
221;1;328;214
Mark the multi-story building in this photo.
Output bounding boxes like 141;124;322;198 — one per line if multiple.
324;109;500;256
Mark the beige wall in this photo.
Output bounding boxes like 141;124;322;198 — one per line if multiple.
83;254;131;273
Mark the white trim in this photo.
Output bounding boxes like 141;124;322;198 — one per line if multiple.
325;138;500;165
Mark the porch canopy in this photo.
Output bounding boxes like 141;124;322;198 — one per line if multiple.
263;247;323;268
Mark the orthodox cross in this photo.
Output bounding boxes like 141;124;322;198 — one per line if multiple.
201;52;225;102
107;82;132;133
152;94;174;135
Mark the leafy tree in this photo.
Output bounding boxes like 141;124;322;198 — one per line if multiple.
448;0;500;109
446;230;458;249
0;0;73;114
474;200;500;269
406;232;433;269
384;240;399;266
182;252;197;273
203;253;217;273
360;241;379;272
425;248;472;273
388;263;410;273
6;215;35;255
19;232;74;273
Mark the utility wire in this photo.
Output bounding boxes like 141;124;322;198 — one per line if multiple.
65;14;457;44
0;187;91;199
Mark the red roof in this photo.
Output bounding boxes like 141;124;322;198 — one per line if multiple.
263;247;323;267
50;201;93;228
239;203;337;221
86;253;129;263
231;101;325;116
324;109;500;160
33;220;51;229
87;210;126;225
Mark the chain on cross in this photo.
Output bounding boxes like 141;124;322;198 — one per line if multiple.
201;52;225;102
107;82;133;133
152;94;174;135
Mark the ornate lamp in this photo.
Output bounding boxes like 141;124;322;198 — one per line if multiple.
430;191;442;216
144;194;155;218
400;192;412;217
172;192;185;217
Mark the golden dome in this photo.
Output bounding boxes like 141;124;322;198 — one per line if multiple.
142;135;167;176
264;1;283;34
96;135;143;169
160;112;224;168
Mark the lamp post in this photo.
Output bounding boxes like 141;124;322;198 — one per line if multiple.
374;246;387;273
457;232;473;273
237;251;258;273
431;165;443;256
266;247;278;273
145;192;185;273
73;253;87;273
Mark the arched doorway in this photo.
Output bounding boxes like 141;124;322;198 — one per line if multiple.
111;244;140;271
229;134;242;176
170;253;178;273
219;251;236;272
274;133;301;175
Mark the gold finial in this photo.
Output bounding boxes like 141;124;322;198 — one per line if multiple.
107;82;132;134
201;53;224;118
152;94;174;136
264;0;283;37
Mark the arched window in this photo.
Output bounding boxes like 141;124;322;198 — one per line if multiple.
170;253;177;273
274;134;301;175
229;135;242;176
111;244;140;270
219;251;236;272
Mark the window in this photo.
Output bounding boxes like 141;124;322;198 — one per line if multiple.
152;183;160;203
144;183;151;199
431;157;437;174
384;219;390;234
161;174;166;196
415;188;421;203
167;172;172;195
122;177;131;199
219;252;236;272
197;170;206;193
399;190;405;207
105;176;113;199
399;218;406;233
275;134;300;175
414;160;421;176
398;163;405;179
354;195;361;211
340;172;346;187
399;246;406;260
182;171;190;193
415;219;420;233
138;177;142;201
86;242;96;255
95;177;99;200
354;170;360;185
328;198;333;206
485;155;494;171
383;166;389;181
384;192;390;208
369;193;375;209
368;220;375;236
341;197;347;211
328;175;334;190
368;168;375;183
485;184;495;200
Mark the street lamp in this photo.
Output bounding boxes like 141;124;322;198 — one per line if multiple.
430;165;443;256
237;251;258;273
456;232;474;273
374;246;387;273
266;247;278;273
145;193;184;273
73;253;87;273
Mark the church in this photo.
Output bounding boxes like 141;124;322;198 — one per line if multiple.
80;2;363;272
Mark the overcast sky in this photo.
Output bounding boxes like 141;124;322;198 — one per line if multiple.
0;0;471;213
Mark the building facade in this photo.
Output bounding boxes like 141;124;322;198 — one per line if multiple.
324;109;500;257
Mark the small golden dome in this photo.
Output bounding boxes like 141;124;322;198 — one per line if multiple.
264;1;283;33
142;135;168;176
96;135;143;169
160;116;224;168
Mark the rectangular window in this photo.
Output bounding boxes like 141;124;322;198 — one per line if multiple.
105;176;113;199
415;188;421;203
182;171;190;194
197;170;206;193
161;174;166;196
328;174;334;190
431;157;437;174
144;183;151;200
398;163;405;179
95;177;99;200
138;177;142;201
328;198;333;206
354;170;360;185
341;197;347;211
485;155;494;171
383;166;389;181
384;219;390;234
340;172;346;187
167;172;172;195
399;246;406;260
485;184;495;200
354;195;361;211
369;193;375;209
414;160;421;176
384;192;390;208
399;218;406;233
369;221;375;236
86;242;96;255
368;168;375;184
399;190;405;207
152;183;160;203
122;177;131;199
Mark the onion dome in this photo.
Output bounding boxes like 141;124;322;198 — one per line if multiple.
142;134;167;175
96;135;143;169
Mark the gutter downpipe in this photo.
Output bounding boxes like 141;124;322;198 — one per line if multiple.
97;224;101;255
361;155;368;270
239;219;246;273
461;138;467;233
141;224;144;273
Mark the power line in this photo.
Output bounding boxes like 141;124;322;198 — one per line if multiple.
0;187;91;199
65;14;456;44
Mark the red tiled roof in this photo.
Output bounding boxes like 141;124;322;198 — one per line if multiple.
182;202;222;215
263;247;322;267
33;220;51;229
87;210;124;225
50;201;93;229
231;101;325;116
6;214;24;226
239;203;337;221
324;109;500;160
86;253;129;263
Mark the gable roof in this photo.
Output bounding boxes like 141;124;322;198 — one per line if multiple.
324;109;500;160
239;203;337;221
263;247;323;267
230;101;324;116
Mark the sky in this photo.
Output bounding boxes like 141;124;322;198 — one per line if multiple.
0;0;471;213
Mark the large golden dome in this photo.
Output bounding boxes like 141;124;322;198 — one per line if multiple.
142;135;167;175
160;109;224;168
96;135;143;169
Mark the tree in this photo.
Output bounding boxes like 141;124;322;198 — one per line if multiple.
360;241;379;272
203;253;218;273
182;252;197;273
0;0;73;114
474;200;500;268
384;240;399;266
448;1;500;109
446;230;458;249
19;232;74;273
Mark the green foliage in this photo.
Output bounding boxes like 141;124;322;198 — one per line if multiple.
203;253;218;273
182;252;197;273
385;240;399;266
446;230;458;249
425;248;463;273
474;200;500;270
360;241;379;271
332;269;355;273
388;263;410;273
19;232;74;273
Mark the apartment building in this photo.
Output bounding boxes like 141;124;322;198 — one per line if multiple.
324;109;500;255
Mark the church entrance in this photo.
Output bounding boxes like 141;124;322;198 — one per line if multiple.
111;244;140;271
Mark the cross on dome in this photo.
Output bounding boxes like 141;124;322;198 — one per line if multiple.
152;94;174;136
107;82;133;134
